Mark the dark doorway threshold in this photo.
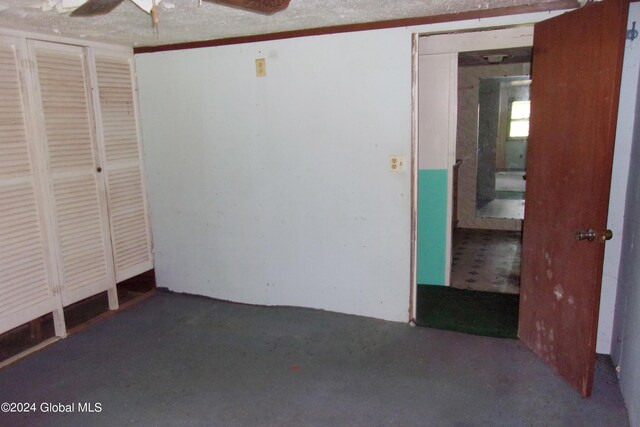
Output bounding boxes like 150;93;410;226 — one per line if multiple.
416;284;519;339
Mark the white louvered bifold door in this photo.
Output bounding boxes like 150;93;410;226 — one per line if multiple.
90;49;153;282
0;36;61;335
29;41;116;307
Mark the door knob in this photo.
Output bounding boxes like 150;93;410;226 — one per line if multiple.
575;229;596;242
97;167;102;173
601;229;613;242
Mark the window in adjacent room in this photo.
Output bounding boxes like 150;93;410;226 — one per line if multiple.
508;100;531;138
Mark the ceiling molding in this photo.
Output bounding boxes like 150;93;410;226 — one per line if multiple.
134;0;578;54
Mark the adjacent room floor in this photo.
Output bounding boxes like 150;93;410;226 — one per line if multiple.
0;292;629;427
477;198;526;220
451;228;521;294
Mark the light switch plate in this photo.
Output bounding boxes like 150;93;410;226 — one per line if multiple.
255;58;266;77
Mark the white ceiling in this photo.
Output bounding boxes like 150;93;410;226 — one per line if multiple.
0;0;572;48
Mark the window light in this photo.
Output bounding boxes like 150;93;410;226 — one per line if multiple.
509;100;531;138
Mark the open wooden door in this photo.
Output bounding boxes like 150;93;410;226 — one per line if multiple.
519;0;628;396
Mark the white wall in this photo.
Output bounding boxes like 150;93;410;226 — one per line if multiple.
136;30;414;321
135;11;576;323
597;2;640;354
610;8;640;426
611;55;640;427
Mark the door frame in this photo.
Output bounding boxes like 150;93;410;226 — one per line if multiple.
410;26;535;321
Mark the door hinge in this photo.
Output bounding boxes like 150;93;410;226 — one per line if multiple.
628;21;638;41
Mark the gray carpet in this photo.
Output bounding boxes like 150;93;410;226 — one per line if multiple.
0;291;629;426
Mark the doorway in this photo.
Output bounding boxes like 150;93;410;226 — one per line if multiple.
415;27;534;338
413;0;633;396
450;49;532;301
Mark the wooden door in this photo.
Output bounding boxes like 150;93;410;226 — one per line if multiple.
29;41;117;308
518;0;628;396
0;36;64;336
89;49;154;283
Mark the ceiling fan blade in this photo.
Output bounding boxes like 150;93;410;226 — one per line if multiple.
204;0;291;15
70;0;125;16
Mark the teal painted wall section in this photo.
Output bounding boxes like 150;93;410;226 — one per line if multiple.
417;169;448;285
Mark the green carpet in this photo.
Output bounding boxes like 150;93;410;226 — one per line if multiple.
416;285;519;339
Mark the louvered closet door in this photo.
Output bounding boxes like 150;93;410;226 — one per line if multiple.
0;37;59;334
30;41;115;307
91;50;153;282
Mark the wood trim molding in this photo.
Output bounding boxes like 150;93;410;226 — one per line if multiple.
134;0;578;54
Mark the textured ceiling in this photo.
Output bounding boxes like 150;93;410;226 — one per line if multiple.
0;0;572;48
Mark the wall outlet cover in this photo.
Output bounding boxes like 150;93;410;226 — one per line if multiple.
389;155;405;172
